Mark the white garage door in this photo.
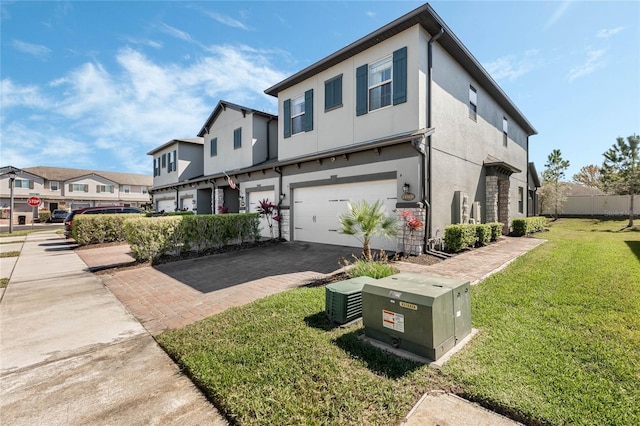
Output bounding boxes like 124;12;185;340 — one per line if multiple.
293;179;399;252
248;190;276;238
156;199;174;213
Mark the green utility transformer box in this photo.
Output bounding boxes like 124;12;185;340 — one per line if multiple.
325;276;378;324
361;273;471;361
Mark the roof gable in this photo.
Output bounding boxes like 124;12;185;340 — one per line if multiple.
197;100;277;137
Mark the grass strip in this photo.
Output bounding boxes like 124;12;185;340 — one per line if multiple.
158;219;639;425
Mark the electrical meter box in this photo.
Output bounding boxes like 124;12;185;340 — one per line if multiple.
325;276;378;324
388;273;472;344
361;273;471;361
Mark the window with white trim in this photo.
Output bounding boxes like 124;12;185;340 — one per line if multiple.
123;185;131;194
368;56;392;111
50;181;59;191
97;184;115;193
291;95;305;135
469;85;477;121
15;179;30;188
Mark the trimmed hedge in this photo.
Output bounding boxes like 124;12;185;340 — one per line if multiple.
475;224;492;247
445;222;503;252
511;216;547;237
39;209;51;223
124;213;260;263
72;213;144;245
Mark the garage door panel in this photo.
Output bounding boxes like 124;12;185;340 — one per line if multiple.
293;180;398;252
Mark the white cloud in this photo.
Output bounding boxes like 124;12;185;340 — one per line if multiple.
158;22;192;42
122;36;163;49
0;79;51;108
366;11;376;18
544;0;573;30
483;50;540;82
12;39;51;58
596;26;625;38
1;44;286;172
568;48;606;82
204;11;250;30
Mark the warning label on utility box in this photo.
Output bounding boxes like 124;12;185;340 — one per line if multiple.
382;310;405;333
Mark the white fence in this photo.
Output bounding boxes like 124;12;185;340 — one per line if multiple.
543;195;638;217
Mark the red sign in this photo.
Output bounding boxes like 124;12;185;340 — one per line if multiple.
27;196;41;207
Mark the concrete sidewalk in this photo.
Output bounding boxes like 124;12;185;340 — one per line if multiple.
0;231;227;425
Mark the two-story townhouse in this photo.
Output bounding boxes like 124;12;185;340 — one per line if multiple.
146;3;536;253
1;166;152;223
147;138;204;212
257;3;536;252
196;101;278;231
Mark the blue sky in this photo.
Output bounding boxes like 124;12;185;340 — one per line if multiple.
1;1;639;180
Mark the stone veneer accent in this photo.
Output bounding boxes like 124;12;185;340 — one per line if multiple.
398;207;426;256
485;175;499;223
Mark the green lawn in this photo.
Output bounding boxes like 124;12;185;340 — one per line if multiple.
158;219;640;425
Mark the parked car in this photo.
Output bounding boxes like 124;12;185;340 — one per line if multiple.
64;206;144;238
50;209;69;223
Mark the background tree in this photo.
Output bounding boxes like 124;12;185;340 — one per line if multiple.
572;164;604;191
338;200;399;261
600;134;639;227
539;149;570;220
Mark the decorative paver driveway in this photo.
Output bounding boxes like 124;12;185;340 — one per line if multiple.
79;242;361;335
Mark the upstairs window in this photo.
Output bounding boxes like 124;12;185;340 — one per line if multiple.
283;89;313;138
15;179;33;188
210;137;218;157
142;187;148;194
69;183;88;192
503;117;508;146
368;56;392;111
469;85;477;121
234;128;242;149
356;47;407;116
166;150;177;172
50;181;59;191
162;153;167;168
153;158;160;176
291;96;305;135
97;184;115;193
123;185;131;194
324;75;343;111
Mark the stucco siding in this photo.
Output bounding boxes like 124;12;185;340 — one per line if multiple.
429;42;529;229
277;26;425;162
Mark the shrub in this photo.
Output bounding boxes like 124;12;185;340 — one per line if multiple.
73;214;142;245
124;216;183;262
475;224;492;247
488;222;503;241
39;210;51;223
348;260;398;279
511;216;547;237
444;224;478;252
124;213;261;263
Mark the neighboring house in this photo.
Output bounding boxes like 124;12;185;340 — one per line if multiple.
147;137;205;213
0;165;152;222
147;3;537;253
528;162;541;216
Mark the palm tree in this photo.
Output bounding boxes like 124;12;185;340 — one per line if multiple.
338;200;400;261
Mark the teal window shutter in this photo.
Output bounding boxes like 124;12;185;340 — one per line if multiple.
210;137;217;156
283;99;291;138
393;47;407;105
172;150;177;171
325;75;342;111
234;128;242;149
356;64;368;116
303;89;313;132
